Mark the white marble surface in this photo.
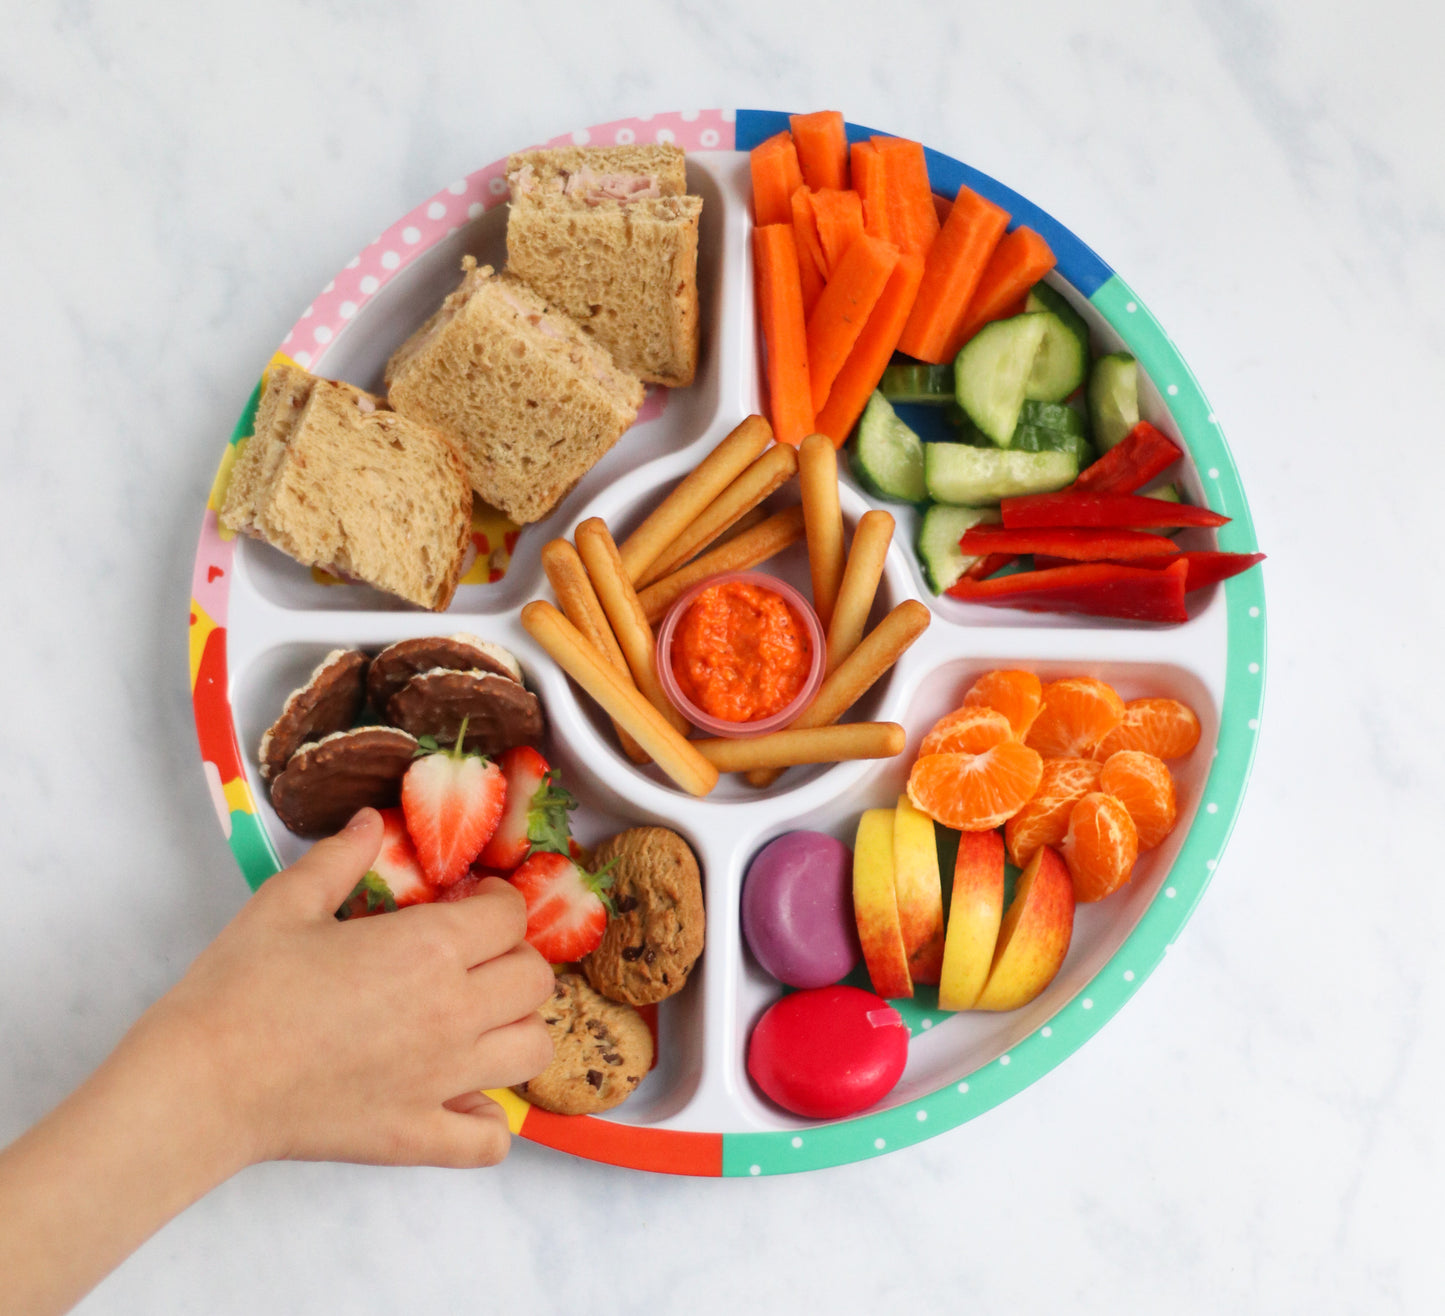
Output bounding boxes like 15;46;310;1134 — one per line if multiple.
2;1;1442;1311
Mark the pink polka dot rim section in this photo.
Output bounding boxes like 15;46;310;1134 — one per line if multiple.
286;110;735;375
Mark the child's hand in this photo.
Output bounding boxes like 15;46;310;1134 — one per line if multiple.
126;808;556;1169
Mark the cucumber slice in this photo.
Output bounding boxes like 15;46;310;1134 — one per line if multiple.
849;392;927;503
1088;352;1139;452
1143;482;1182;504
944;404;995;446
924;443;1078;506
1025;283;1091;358
1023;310;1089;404
879;363;954;405
916;504;1002;593
954;313;1049;445
1018;399;1087;439
1008;423;1096;466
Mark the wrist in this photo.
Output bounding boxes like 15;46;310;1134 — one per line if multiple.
101;1001;265;1185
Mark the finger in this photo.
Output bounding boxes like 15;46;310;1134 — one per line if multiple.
467;1014;555;1091
263;809;384;917
404;876;529;967
466;944;557;1033
417;1102;512;1169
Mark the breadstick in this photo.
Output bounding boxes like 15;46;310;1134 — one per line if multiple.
824;509;895;676
711;505;768;550
575;518;691;738
746;598;931;788
637;443;800;588
521;602;719;797
637;506;806;626
694;722;906;773
618;415;774;583
541;538;649;764
798;433;846;629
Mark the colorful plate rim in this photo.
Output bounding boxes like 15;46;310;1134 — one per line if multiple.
188;108;1266;1177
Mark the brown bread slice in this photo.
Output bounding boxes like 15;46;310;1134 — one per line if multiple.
505;144;701;387
385;260;644;524
507;143;688;196
219;364;472;611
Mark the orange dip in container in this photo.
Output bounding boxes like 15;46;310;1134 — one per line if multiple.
670;579;813;723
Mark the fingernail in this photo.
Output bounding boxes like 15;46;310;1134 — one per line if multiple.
343;808;375;833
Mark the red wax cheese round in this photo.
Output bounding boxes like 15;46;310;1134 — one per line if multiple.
747;985;909;1119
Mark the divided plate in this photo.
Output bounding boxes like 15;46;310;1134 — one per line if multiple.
189;110;1266;1177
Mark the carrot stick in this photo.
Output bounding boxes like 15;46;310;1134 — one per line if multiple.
814;251;925;446
790;186;827;317
811;189;866;276
951;226;1058;349
870;136;941;257
752;224;815;445
806;234;900;413
896;184;1010;364
789;111;849;191
851;141;891;242
933;194;951;225
750;130;805;227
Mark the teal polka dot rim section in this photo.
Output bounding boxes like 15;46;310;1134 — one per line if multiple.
720;273;1266;1177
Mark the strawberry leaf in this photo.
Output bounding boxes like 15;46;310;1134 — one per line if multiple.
526;771;579;856
337;870;398;920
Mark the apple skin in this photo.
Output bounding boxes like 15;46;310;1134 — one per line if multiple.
892;794;945;985
936;829;1006;1011
973;844;1075;1012
852;808;913;999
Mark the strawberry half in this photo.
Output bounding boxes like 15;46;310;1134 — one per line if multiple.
401;720;506;888
477;746;577;870
338;807;433;917
509;851;614;963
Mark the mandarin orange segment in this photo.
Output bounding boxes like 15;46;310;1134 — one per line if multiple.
919;705;1014;757
1061;792;1139;902
962;669;1043;739
1024;677;1126;759
906;741;1044;832
1094;698;1202;761
1099;750;1178;850
1003;757;1103;868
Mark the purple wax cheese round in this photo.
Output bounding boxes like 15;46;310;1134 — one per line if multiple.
742;831;861;989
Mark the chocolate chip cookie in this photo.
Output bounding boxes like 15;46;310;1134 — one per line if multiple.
514;974;653;1115
583;826;704;1007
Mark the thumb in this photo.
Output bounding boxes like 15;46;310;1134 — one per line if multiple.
266;808;385;917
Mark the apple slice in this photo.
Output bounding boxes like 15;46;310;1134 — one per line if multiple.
892;794;945;985
936;829;1005;1011
973;844;1075;1012
852;809;913;999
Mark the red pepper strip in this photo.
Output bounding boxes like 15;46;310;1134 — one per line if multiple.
974;424;1188;579
1083;550;1266;592
1001;489;1229;530
959;525;1180;562
946;559;1189;622
1071;421;1183;494
961;551;1014;581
